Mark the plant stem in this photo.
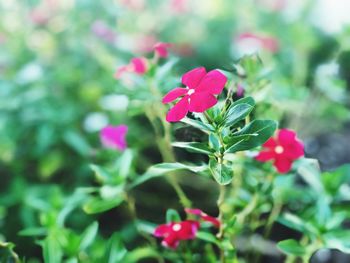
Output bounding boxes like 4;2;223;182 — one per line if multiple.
146;78;192;208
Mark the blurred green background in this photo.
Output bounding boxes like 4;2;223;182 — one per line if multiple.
0;0;350;262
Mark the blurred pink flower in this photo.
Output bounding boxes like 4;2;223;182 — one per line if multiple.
100;125;128;151
91;20;116;43
154;42;172;58
172;43;195;57
236;32;279;54
256;0;287;11
119;0;145;10
114;57;148;79
135;34;158;53
170;0;189;13
162;67;227;122
154;220;200;249
256;129;304;173
185;208;220;228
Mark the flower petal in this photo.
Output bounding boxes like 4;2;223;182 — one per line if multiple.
166;96;190;122
278;129;296;146
274;158;293;173
154;42;171;58
162;88;188;104
262;137;277;149
188;92;217;113
177;220;200;240
100;125;128;151
130;57;148;74
255;150;275;162
195;70;227;94
284;140;304;159
154;224;170;237
182;67;206;89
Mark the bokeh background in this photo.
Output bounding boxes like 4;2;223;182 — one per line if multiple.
1;0;350;262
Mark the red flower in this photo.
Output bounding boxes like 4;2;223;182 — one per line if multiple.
154;220;200;249
114;57;148;79
256;129;304;173
185;208;220;228
154;42;171;58
162;67;227;122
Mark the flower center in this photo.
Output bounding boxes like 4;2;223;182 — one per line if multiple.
172;223;182;231
187;89;195;95
275;145;284;154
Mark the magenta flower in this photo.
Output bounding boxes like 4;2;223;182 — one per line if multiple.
114;57;148;79
100;125;128;151
185;208;220;228
256;129;304;173
154;220;200;249
162;67;227;122
153;42;171;58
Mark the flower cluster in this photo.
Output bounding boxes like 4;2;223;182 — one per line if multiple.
154;208;219;249
114;42;171;79
256;129;304;173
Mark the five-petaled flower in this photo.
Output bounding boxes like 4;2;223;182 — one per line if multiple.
185;208;220;228
154;220;200;249
154;42;171;58
256;129;304;173
100;125;128;151
162;67;227;122
114;57;148;79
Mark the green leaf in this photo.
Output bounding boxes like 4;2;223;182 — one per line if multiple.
0;242;21;263
41;236;63;263
123;247;160;262
225;120;277;153
172;141;214;155
63;130;91;157
104;233;127;263
181;117;215;133
166;209;181;223
19;227;47;237
277;239;306;256
129;162;208;188
79;221;99;250
90;164;112;184
83;196;124;214
209;133;220;152
196;231;220;245
323;230;350;253
209;158;233;185
115;149;133;179
222;103;254;127
232;96;255;107
278;213;319;236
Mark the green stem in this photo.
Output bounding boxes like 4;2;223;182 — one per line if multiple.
146;78;192;208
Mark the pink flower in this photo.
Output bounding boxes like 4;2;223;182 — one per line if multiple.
114;57;148;79
256;129;304;173
236;32;279;54
162;67;227;122
170;0;189;13
100;125;128;151
185;208;220;228
154;42;171;58
154;220;200;249
91;20;116;43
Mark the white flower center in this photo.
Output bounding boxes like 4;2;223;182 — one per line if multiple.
187;89;195;95
172;223;182;231
275;145;284;154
